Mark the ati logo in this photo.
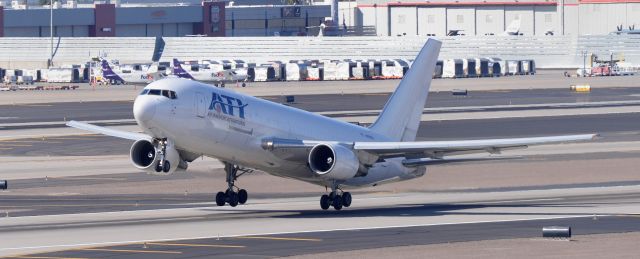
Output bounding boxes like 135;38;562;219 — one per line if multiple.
208;92;247;119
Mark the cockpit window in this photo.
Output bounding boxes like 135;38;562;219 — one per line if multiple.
145;89;177;99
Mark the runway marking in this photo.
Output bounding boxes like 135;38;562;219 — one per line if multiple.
235;236;322;242
463;198;565;205
0;140;43;143
44;137;98;141
0;147;13;150
145;242;245;248
61;177;127;181
20;104;53;107
0;215;611;254
77;248;181;254
13;256;88;259
0;144;32;147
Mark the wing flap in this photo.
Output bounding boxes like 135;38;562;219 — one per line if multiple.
66;120;150;141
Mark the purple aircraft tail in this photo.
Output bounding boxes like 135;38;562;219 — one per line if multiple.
173;58;194;80
101;60;124;82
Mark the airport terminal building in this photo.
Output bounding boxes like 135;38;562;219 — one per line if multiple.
0;0;330;37
0;0;639;37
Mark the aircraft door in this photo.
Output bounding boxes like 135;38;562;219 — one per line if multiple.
195;92;207;118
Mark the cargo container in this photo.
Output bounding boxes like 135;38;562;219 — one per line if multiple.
442;59;464;78
474;58;490;77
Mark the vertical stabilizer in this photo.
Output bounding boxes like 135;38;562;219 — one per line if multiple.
101;60;124;82
172;58;195;80
369;39;441;141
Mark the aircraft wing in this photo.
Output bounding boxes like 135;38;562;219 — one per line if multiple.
66;121;151;141
262;134;597;165
353;134;597;159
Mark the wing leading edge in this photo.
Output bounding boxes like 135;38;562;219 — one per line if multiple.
262;134;598;165
66;121;151;141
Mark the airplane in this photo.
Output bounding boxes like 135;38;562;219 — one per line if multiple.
101;60;164;85
172;58;248;87
67;39;597;210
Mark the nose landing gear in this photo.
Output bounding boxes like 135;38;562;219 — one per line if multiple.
153;138;171;173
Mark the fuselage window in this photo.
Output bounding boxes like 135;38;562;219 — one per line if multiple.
169;91;177;99
148;89;161;95
162;90;170;98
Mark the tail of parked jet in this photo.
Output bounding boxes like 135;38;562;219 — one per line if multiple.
100;60;124;82
502;19;521;36
172;58;194;80
369;39;441;142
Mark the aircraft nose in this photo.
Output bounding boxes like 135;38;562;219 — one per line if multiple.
133;97;156;123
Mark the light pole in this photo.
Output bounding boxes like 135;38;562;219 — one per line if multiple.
581;50;587;77
49;0;53;68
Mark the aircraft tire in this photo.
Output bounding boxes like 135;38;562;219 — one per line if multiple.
162;161;170;173
342;192;352;207
238;189;248;204
228;192;239;207
320;195;330;210
154;161;162;173
215;192;226;206
332;195;343;210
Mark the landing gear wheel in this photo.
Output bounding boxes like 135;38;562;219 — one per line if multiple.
320;194;330;210
342;192;352;207
332;195;343;210
154;161;162;173
238;189;248;204
227;191;239;207
215;192;226;206
162;161;170;173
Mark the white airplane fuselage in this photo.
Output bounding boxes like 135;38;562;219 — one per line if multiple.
135;78;422;188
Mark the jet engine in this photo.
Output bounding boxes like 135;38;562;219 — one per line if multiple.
129;139;180;175
308;143;359;180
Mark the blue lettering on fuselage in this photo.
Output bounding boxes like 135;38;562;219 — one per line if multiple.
208;92;247;119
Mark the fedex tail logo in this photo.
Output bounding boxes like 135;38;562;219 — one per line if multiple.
208;92;247;119
173;59;194;80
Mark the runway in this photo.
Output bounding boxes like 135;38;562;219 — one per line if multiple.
1;112;638;157
1;187;640;258
1;79;639;258
1;87;639;126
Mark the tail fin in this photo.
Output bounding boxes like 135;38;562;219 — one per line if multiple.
504;19;521;35
101;60;124;82
172;58;194;80
369;39;441;141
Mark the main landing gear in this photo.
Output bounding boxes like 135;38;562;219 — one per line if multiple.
215;162;250;207
320;182;352;211
154;138;170;173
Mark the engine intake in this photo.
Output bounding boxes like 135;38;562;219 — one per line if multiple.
308;143;359;180
130;139;180;175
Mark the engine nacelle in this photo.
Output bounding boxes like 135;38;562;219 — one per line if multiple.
129;139;180;175
308;143;359;180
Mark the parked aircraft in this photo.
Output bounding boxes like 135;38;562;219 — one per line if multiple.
172;58;248;87
68;39;596;210
101;60;163;85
